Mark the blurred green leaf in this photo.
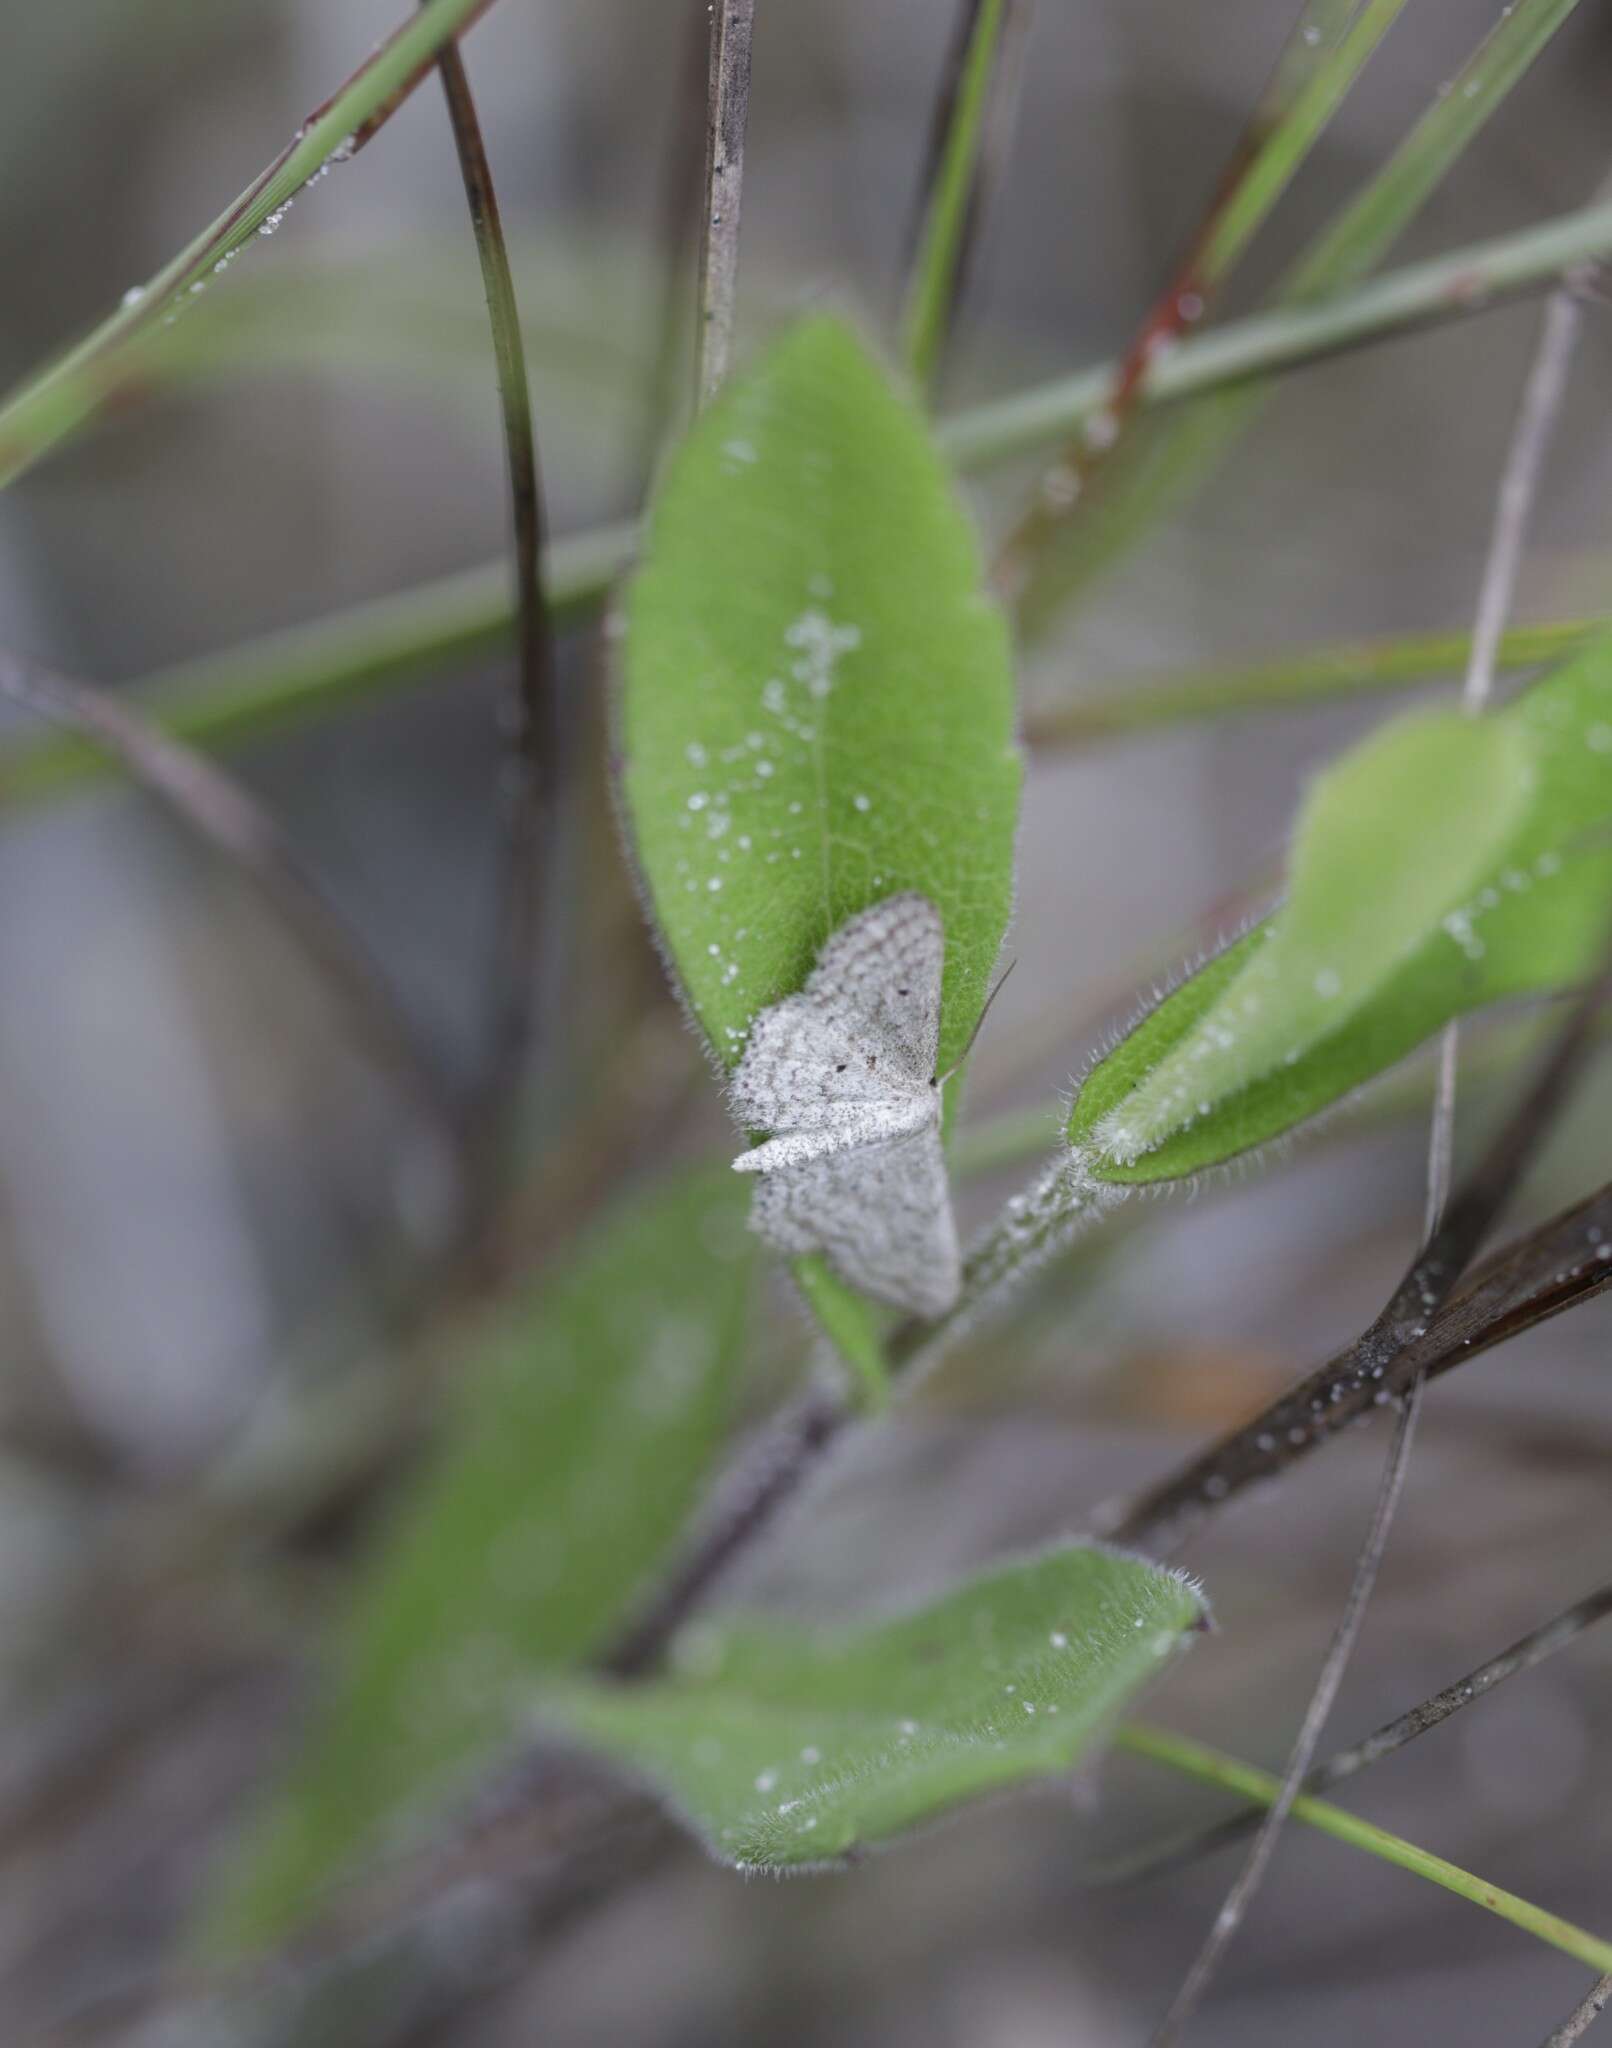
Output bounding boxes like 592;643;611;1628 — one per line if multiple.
618;313;1021;1079
542;1545;1204;1871
1071;640;1612;1181
205;1166;755;1953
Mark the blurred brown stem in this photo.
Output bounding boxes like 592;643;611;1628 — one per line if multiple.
428;15;562;1254
0;651;461;1195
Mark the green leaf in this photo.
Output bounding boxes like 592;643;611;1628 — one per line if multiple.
204;1167;755;1954
617;313;1021;1081
541;1545;1205;1871
1071;642;1612;1181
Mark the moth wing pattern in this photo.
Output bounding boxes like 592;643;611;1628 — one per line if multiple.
800;891;944;1088
749;1124;960;1318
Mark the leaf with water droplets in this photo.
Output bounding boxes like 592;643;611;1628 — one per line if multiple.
204;1166;755;1953
616;314;1021;1080
616;315;1020;1378
539;1545;1205;1872
1072;639;1612;1181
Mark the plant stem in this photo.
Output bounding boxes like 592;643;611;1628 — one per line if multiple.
0;526;634;810
944;194;1612;470
1107;953;1612;1549
1024;617;1606;745
996;0;1410;601
695;0;756;404
1146;1383;1423;2047
900;0;1011;393
430;23;561;1240
1541;1976;1612;2047
8;204;1612;812
1098;1583;1612;1885
1005;0;1586;634
1117;1723;1612;1977
0;652;461;1206
0;0;503;488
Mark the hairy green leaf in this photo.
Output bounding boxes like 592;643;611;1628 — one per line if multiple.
617;314;1021;1080
1071;642;1612;1180
542;1545;1204;1871
205;1167;755;1952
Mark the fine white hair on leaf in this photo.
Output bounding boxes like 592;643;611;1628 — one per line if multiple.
727;893;962;1316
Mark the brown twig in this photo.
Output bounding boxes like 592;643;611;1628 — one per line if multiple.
695;0;757;405
598;1387;847;1678
1105;957;1611;1552
1543;1976;1612;2047
634;1;715;482
0;651;461;1191
428;22;562;1246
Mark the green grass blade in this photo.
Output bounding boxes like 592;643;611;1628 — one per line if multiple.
1017;0;1585;633
1120;1723;1612;1976
901;0;1010;394
1288;0;1586;301
997;0;1409;605
0;0;499;490
1026;617;1609;744
10;200;1612;810
1196;0;1410;284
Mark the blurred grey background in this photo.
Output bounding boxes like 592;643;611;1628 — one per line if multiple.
3;2;1611;2043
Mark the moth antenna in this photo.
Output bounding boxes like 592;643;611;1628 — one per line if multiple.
936;958;1017;1086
